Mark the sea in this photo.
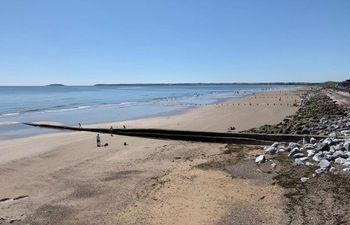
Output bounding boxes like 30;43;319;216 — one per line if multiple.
0;84;298;139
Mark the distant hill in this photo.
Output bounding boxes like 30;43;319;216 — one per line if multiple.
47;84;65;86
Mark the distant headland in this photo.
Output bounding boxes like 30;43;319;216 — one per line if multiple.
46;84;65;86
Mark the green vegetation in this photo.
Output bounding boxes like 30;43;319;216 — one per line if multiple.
322;81;338;88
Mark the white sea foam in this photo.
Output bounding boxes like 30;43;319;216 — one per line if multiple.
0;121;20;126
0;113;20;118
43;105;92;113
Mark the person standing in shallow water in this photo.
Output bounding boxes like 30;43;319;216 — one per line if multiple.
96;134;101;147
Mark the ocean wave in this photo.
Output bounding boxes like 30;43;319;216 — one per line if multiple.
0;101;145;118
0;113;20;118
0;121;20;126
44;105;91;113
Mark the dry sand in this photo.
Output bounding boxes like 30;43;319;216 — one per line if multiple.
0;91;302;225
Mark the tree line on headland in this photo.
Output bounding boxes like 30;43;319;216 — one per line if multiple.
46;80;349;88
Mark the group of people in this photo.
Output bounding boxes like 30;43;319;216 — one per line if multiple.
95;125;127;147
76;123;127;147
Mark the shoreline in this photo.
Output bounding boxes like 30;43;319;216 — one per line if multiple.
0;86;300;140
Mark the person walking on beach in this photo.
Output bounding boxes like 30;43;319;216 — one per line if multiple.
110;126;113;136
96;134;101;147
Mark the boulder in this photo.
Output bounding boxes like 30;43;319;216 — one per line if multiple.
305;162;314;166
293;153;305;158
312;152;324;162
299;157;308;161
315;143;330;152
307;150;315;158
334;144;344;151
293;158;304;166
344;142;350;151
330;166;336;173
322;138;332;145
304;144;315;149
271;142;279;148
255;155;266;164
288;147;301;157
265;146;277;155
287;142;298;151
335;157;347;165
278;148;286;153
300;177;309;183
318;159;331;169
310;137;317;144
333;150;347;158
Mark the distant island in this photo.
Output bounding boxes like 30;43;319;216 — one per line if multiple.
47;84;65;86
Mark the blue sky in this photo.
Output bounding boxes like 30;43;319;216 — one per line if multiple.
0;0;349;85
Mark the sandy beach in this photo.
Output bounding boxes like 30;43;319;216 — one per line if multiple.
0;90;302;225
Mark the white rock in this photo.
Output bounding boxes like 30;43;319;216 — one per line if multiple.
333;151;346;158
307;150;315;158
323;138;332;145
287;142;298;151
293;153;305;158
255;155;265;164
345;142;350;151
318;159;331;169
265;146;277;155
335;157;347;165
340;130;350;136
310;137;317;144
343;168;350;172
304;144;315;149
277;148;286;153
305;162;314;166
312;152;323;162
329;132;337;139
329;146;336;153
300;177;309;183
271;142;279;148
271;163;277;168
293;158;304;166
299;157;308;161
334;144;344;151
288;147;301;157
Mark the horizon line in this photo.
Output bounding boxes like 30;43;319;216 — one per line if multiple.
0;81;335;87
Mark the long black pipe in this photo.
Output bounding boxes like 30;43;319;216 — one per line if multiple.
24;123;327;145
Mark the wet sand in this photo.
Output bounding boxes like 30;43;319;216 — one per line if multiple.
0;91;302;225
